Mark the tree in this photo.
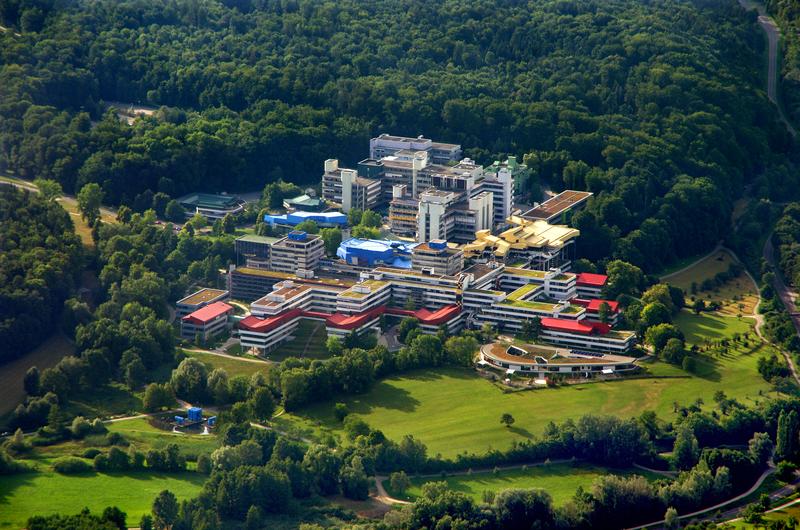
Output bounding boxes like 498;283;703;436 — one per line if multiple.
748;432;774;467
77;183;104;225
444;336;479;366
152;490;178;530
250;386;276;422
23;366;40;396
776;409;799;462
644;324;684;352
673;424;700;471
294;219;319;234
340;456;369;500
598;302;612;324
143;383;175;412
640;302;672;328
320;227;343;256
642;284;677;313
334;402;349;422
494;489;555;530
359;210;382;228
389;470;411;495
692;299;706;314
170;358;208;403
521;317;542;340
33;178;62;201
663;507;679;530
206;368;230;405
164;200;185;222
604;260;645;298
501;413;515;428
351;225;380;239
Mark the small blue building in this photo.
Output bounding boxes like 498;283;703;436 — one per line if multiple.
264;211;348;229
187;407;203;422
337;238;417;269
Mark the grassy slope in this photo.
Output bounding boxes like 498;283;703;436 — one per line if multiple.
280;310;776;458
664;249;759;316
384;462;665;505
267;319;330;362
185;350;271;378
674;310;755;345
0;470;204;529
0;334;75;417
106;417;219;459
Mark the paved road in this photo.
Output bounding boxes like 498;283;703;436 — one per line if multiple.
183;347;272;365
738;0;797;136
2;174;118;219
629;465;776;529
763;235;800;385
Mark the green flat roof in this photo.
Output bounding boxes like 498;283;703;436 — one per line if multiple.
178;193;241;209
236;234;281;244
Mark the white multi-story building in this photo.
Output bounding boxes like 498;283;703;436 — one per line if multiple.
321;159;382;212
369;133;462;165
270;231;325;274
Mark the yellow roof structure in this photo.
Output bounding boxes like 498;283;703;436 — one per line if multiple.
464;217;579;257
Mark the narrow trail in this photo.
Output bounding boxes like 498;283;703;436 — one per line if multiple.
183;347;272;365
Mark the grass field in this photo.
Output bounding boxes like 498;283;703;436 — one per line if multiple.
266;319;330;362
0;334;75;417
383;462;665;505
0;470;205;528
185;350;271;378
64;383;143;420
674;310;755;345
106;417;219;459
662;249;758;316
280;353;777;458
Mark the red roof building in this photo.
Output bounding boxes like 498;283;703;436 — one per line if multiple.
181;301;234;341
575;273;608;287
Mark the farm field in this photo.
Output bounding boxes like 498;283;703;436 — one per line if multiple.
0;470;205;529
0;334;75;417
185;350;271;378
662;248;758;316
281;353;777;458
383;462;665;505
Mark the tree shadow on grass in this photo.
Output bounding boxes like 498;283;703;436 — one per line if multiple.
348;383;421;414
689;354;722;382
507;425;534;439
0;471;37;506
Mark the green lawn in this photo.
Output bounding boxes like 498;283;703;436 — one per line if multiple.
0;470;205;529
384;462;665;505
185;350;270;378
106;417;219;459
266;319;330;362
674;310;755;345
281;358;776;458
64;383;143;420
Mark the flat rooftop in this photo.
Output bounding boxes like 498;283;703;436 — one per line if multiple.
233;267;356;288
177;193;242;209
177;288;228;306
482;341;635;365
252;283;314;308
521;190;593;221
236;234;281;245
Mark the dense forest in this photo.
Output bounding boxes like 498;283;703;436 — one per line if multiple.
0;186;83;362
765;0;800;127
0;0;796;272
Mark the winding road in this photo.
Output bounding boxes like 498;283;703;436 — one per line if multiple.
738;0;797;136
763;236;800;385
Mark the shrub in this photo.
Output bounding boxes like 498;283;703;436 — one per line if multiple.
93;453;109;471
334;403;349;422
53;457;92;474
82;448;102;459
70;416;92;439
105;432;128;446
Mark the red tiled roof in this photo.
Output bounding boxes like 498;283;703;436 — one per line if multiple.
576;273;608;287
182;301;233;325
572;298;619;312
541;317;611;335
